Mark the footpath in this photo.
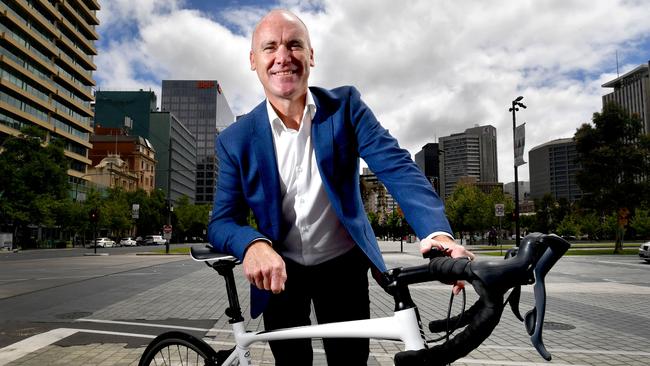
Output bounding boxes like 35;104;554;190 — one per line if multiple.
1;241;649;365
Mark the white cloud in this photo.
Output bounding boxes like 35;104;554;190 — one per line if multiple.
95;0;650;183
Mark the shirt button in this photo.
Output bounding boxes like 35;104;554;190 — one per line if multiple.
297;166;303;174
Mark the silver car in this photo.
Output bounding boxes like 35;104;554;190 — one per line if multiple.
639;241;650;263
94;237;115;248
119;237;137;246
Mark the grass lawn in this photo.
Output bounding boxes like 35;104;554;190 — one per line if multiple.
150;247;191;255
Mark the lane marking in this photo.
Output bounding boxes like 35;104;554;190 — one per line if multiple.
594;260;649;268
0;328;154;365
482;345;650;356
454;359;587;366
76;318;233;334
0;328;77;365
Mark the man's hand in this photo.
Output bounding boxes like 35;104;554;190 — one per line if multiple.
243;240;287;294
419;235;476;295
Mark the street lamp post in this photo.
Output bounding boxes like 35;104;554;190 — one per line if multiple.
509;96;526;247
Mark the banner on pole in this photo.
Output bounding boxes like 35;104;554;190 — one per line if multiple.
514;123;526;167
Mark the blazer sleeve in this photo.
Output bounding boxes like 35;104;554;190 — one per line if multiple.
347;86;453;238
207;135;268;260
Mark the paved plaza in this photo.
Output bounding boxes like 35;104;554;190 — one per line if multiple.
2;241;650;365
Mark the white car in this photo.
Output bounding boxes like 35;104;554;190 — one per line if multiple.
145;235;167;245
94;237;115;248
119;237;137;246
639;241;650;263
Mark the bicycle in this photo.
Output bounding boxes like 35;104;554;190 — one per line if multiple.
138;233;570;366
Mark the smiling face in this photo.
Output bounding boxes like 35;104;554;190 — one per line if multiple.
250;10;315;104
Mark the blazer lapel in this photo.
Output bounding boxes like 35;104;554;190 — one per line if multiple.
311;91;335;183
250;103;282;241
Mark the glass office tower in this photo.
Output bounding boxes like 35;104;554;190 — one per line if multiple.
161;80;234;205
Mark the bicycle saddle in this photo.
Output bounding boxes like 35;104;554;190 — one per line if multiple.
393;233;570;366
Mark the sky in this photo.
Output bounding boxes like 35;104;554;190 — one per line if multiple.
94;0;650;183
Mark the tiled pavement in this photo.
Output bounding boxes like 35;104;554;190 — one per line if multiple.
4;241;650;365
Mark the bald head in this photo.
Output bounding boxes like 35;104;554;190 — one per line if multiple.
249;8;315;105
251;9;311;50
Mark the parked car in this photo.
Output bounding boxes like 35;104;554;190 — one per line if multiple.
144;235;167;246
639;241;650;263
119;237;137;247
135;236;145;246
94;237;115;248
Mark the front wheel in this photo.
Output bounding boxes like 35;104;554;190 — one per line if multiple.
139;331;232;366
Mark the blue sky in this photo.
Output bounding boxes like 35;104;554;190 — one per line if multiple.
95;0;650;183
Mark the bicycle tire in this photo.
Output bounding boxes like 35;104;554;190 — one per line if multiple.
139;331;237;366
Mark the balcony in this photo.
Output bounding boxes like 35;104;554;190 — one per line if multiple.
55;49;95;85
60;0;99;40
57;11;98;55
54;69;93;101
56;31;96;70
0;54;57;94
0;33;57;74
11;0;60;38
66;0;99;25
52;86;93;117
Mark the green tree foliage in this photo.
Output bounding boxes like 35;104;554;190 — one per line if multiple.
574;102;650;252
630;209;650;239
174;195;211;241
0;127;69;247
445;183;511;243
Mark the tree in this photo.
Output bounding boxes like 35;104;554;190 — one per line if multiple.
0;127;69;248
574;102;650;253
174;195;211;242
445;183;489;243
630;209;650;239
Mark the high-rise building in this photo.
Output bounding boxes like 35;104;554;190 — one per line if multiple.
414;143;441;192
528;138;583;203
161;80;234;205
149;111;196;204
439;125;498;199
1;0;100;190
602;61;650;134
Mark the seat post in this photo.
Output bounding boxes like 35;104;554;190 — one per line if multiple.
211;261;244;323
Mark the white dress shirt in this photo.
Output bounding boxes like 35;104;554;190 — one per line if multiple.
266;91;356;265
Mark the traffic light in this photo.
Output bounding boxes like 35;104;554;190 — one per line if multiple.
89;208;100;223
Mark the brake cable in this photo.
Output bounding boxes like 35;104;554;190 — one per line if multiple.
426;287;466;344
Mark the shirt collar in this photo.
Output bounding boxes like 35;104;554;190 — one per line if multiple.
266;89;317;136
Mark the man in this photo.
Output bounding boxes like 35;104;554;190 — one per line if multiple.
208;9;475;365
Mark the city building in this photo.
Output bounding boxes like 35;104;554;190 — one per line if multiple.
86;154;138;192
161;80;234;205
439;125;498;199
457;176;503;195
93;92;196;204
89;127;156;194
504;181;530;202
528;138;583;203
602;61;650;134
149;111;197;204
414;143;441;192
360;168;398;217
94;90;157;134
1;0;100;192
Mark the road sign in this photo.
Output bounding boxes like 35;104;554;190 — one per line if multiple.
132;204;139;219
495;203;505;217
163;225;172;234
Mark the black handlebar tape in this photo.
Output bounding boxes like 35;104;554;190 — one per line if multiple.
427;257;473;283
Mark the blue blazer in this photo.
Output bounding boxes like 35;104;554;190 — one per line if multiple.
208;86;451;318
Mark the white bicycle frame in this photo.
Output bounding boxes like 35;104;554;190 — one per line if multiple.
192;254;428;365
218;308;426;365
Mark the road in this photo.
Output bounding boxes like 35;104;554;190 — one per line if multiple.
0;243;649;365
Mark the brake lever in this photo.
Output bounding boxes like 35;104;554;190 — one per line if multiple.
528;235;570;361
